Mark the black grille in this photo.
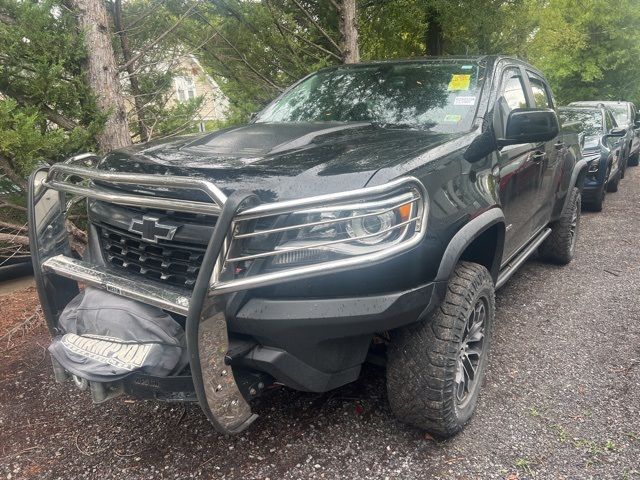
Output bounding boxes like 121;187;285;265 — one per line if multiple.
99;223;206;290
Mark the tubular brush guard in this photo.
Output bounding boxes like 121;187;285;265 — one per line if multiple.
28;159;427;435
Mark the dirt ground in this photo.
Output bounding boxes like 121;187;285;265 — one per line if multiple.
1;168;639;480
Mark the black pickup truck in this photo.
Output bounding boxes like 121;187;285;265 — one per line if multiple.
29;56;585;438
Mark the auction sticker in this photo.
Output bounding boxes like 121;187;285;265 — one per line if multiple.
448;74;471;91
454;96;476;106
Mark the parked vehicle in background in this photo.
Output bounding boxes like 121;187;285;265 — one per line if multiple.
0;176;32;281
558;106;626;211
569;101;640;168
29;56;586;439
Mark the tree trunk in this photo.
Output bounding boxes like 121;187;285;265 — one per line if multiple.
426;7;443;56
338;0;360;64
70;0;131;152
113;0;148;142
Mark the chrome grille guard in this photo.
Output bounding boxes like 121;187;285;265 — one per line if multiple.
29;156;428;435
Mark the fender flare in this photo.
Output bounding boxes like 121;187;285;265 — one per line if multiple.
562;158;587;214
435;208;506;284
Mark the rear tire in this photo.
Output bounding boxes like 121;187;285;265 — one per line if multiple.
387;262;495;438
539;186;581;265
629;151;639;167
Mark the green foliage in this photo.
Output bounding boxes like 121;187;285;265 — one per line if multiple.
0;99;93;177
359;0;427;59
0;0;102;129
0;0;99;188
525;0;640;105
149;96;205;138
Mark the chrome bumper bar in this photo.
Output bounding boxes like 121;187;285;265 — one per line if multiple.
41;255;191;315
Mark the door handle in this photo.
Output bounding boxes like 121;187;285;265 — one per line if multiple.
531;151;547;162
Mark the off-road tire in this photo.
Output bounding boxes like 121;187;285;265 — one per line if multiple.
587;184;605;212
539;186;581;264
387;262;495;438
607;170;620;193
629;150;639;167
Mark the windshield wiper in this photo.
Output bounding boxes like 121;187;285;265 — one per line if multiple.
370;122;426;130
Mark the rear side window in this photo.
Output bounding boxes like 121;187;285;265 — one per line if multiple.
529;76;552;109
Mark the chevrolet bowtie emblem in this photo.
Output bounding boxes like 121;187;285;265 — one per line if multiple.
129;215;179;243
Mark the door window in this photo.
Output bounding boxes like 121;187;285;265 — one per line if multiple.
501;69;528;111
605;111;613;131
529;76;552;109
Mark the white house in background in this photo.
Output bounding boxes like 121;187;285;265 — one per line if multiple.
169;55;229;130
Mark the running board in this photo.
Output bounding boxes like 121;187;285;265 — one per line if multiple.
41;255;191;315
496;228;551;290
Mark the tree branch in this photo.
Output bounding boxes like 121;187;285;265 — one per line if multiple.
290;0;342;54
0;232;29;246
119;3;197;72
0;201;27;212
0;154;26;190
277;21;341;60
0;220;26;232
194;8;284;91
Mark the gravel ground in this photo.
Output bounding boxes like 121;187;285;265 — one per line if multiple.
1;168;639;480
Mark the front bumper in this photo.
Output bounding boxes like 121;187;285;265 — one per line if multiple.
29;160;430;434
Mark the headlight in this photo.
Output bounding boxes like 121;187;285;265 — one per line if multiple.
584;154;600;173
346;210;396;244
226;186;425;272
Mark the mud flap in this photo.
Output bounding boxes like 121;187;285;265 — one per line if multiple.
186;191;260;434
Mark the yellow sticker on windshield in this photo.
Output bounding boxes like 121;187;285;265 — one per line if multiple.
444;114;462;123
448;74;471;91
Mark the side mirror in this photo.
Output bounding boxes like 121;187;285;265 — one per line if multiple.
249;112;258;122
634;119;640;128
602;127;626;148
497;108;559;147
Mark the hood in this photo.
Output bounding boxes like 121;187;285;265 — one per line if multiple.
98;122;463;202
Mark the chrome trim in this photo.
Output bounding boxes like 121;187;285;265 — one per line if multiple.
46;163;227;210
234;176;423;221
232;194;419;240
41;255;191;315
47;180;219;215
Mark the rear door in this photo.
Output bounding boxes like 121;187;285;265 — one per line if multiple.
526;72;560;228
495;67;544;260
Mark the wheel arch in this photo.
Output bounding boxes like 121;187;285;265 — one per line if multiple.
435;208;505;284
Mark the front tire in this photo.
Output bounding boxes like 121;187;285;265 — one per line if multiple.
629;150;639;167
539;186;581;264
607;169;620;193
387;262;495;438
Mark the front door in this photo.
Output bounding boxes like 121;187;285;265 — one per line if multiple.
495;67;546;261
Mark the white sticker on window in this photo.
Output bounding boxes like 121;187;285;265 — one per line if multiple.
454;96;477;106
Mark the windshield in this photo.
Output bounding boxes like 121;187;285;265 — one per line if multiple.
559;109;602;136
256;62;485;133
